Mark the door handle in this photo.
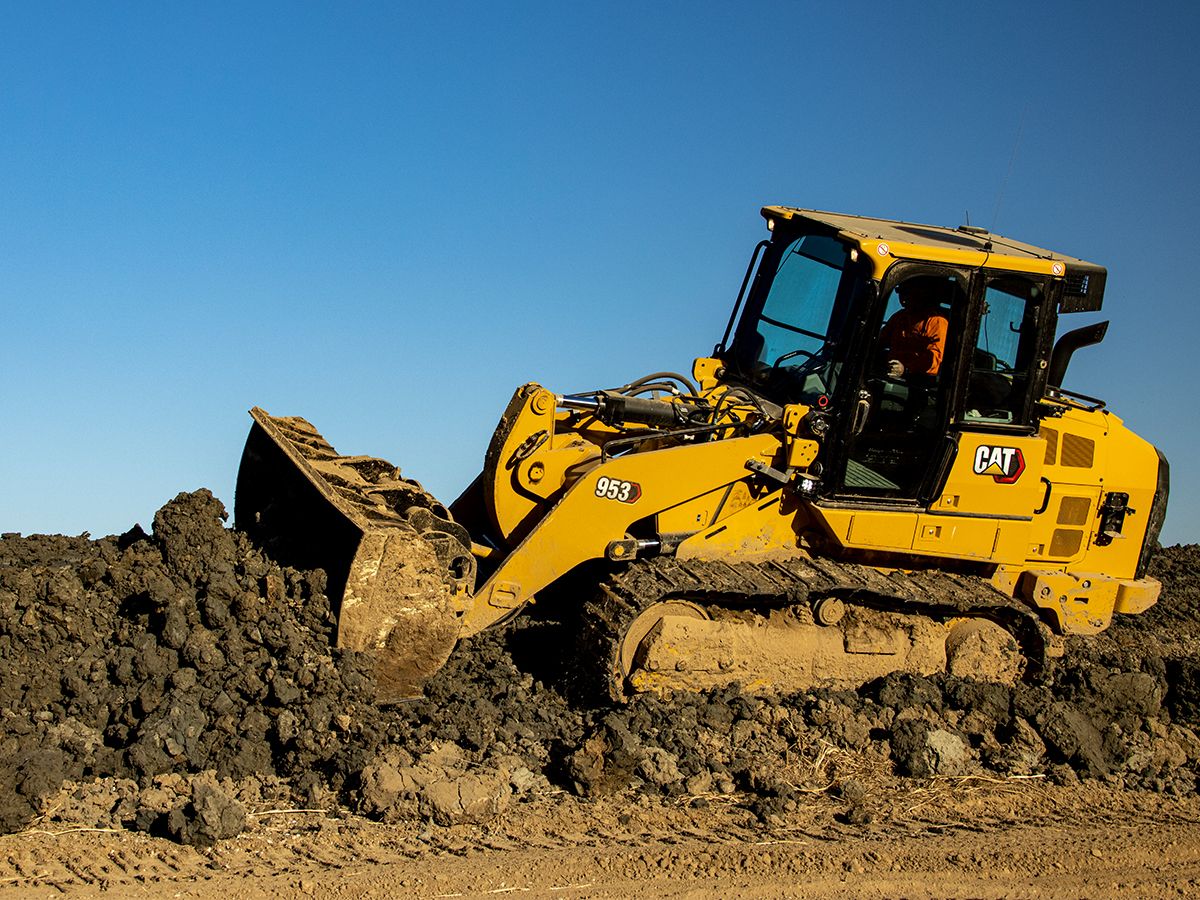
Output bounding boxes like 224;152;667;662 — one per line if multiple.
852;392;871;435
1034;477;1053;515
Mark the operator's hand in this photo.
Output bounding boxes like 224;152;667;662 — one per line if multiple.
885;359;905;378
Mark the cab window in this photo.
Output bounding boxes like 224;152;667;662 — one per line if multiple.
752;235;847;368
729;233;859;406
963;276;1045;425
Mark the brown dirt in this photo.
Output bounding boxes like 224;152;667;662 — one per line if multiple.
2;491;1200;894
2;782;1198;897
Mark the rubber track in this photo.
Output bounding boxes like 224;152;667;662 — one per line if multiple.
579;555;1052;701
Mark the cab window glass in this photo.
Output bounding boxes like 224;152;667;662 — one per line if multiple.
964;276;1044;425
753;234;847;367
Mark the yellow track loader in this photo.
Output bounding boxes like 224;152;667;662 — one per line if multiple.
236;207;1169;702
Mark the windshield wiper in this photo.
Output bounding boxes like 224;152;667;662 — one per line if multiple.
758;314;829;342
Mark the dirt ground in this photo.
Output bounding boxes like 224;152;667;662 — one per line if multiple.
3;491;1200;897
3;781;1199;898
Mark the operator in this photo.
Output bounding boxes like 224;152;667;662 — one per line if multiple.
880;278;950;380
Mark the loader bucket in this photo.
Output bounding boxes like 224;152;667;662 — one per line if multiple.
235;408;471;702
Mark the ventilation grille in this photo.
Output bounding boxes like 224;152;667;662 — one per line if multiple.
1050;528;1084;558
1065;271;1091;296
1042;428;1058;466
1060;433;1095;468
1057;496;1092;526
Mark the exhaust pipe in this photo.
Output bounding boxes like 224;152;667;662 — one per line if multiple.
1048;320;1108;388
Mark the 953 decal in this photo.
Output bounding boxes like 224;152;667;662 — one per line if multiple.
594;476;642;503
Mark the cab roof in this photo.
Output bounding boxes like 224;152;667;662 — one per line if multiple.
762;206;1105;312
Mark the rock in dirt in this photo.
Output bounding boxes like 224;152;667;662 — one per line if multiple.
891;721;971;777
358;743;541;827
165;772;247;848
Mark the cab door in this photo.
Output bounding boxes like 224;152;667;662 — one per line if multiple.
833;266;970;502
917;272;1055;564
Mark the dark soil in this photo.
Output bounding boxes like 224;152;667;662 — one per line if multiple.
2;490;1198;844
0;491;379;841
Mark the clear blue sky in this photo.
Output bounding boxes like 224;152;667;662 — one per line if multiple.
2;1;1197;546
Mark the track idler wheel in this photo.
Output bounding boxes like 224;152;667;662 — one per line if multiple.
617;600;710;697
945;618;1024;683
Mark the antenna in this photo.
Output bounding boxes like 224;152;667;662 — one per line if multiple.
991;103;1029;233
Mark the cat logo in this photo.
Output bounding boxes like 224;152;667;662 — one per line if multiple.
972;445;1026;484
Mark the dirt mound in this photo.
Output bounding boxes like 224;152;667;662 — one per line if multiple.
0;491;382;840
1077;544;1200;725
3;495;1199;845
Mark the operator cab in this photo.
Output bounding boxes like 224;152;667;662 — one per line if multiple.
719;208;1091;509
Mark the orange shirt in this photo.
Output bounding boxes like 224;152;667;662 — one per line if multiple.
881;307;949;376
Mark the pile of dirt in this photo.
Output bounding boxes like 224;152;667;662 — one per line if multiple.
3;491;1199;845
0;491;382;843
1072;543;1200;724
561;661;1198;823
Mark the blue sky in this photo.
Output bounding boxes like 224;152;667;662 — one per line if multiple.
2;1;1197;546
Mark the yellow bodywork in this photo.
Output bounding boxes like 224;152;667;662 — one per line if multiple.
459;372;1162;640
463;387;780;634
